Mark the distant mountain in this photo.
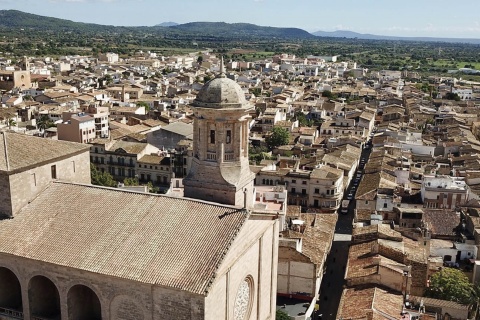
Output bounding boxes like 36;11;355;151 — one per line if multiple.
0;10;314;40
155;22;178;27
0;9;119;32
312;29;480;45
169;22;315;39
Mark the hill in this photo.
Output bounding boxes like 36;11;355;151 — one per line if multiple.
0;10;314;40
312;29;480;45
156;22;178;27
0;10;120;32
170;22;314;39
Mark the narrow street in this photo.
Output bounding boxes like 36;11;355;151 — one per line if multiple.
315;203;353;320
315;144;372;320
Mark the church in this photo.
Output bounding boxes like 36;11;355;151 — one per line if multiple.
0;65;279;320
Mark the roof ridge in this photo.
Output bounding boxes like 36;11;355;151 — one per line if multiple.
52;181;245;210
1;131;9;171
204;208;251;294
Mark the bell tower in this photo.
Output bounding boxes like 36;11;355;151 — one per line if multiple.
183;59;255;208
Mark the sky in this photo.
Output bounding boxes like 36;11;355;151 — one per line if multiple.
1;0;480;39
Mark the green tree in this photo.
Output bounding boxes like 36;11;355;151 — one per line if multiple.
91;164;117;187
136;101;150;112
36;114;53;137
265;127;290;151
147;181;160;194
124;177;139;186
7;118;16;129
295;111;312;127
276;310;291;320
444;92;461;101
426;268;473;304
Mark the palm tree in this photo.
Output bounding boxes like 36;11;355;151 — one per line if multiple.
37;115;51;138
469;282;480;319
7;118;16;130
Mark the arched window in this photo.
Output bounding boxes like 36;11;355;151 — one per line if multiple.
0;267;22;313
28;276;61;319
68;285;101;320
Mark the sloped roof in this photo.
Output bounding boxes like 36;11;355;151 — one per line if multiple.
0;182;249;295
0;132;90;173
337;285;403;320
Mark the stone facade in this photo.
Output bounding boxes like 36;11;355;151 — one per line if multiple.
0;215;278;320
0;151;90;217
184;74;256;208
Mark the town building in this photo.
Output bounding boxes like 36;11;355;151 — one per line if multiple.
0;62;279;320
0;131;90;218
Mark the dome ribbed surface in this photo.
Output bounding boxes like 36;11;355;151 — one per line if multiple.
193;77;246;108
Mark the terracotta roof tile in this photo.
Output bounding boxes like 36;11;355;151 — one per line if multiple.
0;182;249;295
0;132;90;173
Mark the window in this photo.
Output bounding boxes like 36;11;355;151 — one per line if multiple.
314;188;319;194
292;180;296;184
365;201;369;204
51;165;57;179
302;189;306;195
383;203;388;208
302;181;307;185
291;188;296;194
210;130;215;144
226;130;231;144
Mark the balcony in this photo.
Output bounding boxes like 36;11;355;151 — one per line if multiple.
0;307;23;319
206;152;217;161
224;153;235;162
106;161;135;167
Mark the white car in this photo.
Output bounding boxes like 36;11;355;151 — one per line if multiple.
347;193;353;200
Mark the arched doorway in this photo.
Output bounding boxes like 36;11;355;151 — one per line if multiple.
0;267;23;313
67;285;101;320
28;275;61;319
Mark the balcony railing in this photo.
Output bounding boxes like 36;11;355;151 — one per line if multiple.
224;153;235;162
0;307;23;319
206;152;217;161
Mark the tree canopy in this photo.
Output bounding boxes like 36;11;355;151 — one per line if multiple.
91;164;117;187
265;126;290;151
275;310;291;320
425;267;473;304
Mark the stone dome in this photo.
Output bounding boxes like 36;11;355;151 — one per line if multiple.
193;76;247;109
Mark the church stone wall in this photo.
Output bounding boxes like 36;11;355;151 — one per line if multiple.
0;173;12;217
8;151;91;216
0;254;154;320
153;287;205;320
206;217;278;320
0;253;212;320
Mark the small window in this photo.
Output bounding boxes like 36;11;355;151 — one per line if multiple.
302;181;307;185
226;130;231;144
51;165;57;179
302;189;306;195
210;130;215;144
315;188;319;194
383;203;388;208
292;180;296;184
